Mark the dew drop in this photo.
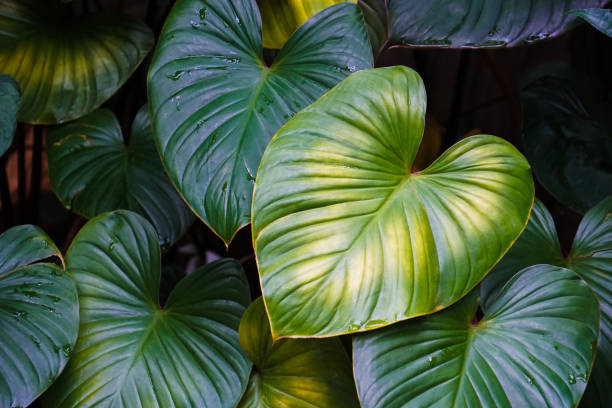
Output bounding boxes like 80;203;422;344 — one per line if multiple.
347;65;356;72
190;19;200;28
525;375;534;385
199;8;207;20
62;344;72;358
109;241;116;251
13;311;28;319
568;373;576;384
30;335;41;349
222;182;228;193
166;70;185;81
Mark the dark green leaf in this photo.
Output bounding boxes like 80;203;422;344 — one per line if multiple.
353;265;600;408
44;210;252;408
237;298;359;407
521;72;612;213
0;0;153;124
570;8;612;38
483;196;612;406
358;0;387;57
253;66;534;338
148;0;373;245
0;225;79;408
0;74;19;156
46;106;194;247
386;0;607;48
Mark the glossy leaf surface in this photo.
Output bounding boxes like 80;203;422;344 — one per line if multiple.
483;196;612;407
0;0;153;124
358;0;387;56
46;106;194;247
237;298;359;407
148;0;373;245
0;74;19;156
44;211;252;408
570;8;612;38
521;72;612;213
253;66;534;338
0;225;78;408
258;0;356;49
365;0;607;48
353;265;600;408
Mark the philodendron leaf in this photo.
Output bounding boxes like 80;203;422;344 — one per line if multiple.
0;74;19;156
521;72;612;214
0;225;79;408
482;196;612;407
237;298;359;407
358;0;388;56
257;0;356;49
570;8;612;38
44;210;252;407
0;0;153;124
353;265;600;408
365;0;607;48
252;66;534;338
148;0;373;245
46;106;194;248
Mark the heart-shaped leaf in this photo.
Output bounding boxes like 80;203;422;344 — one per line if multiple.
0;225;79;408
521;71;612;213
0;0;153;124
363;0;607;49
252;66;534;338
353;265;600;408
0;74;19;156
44;210;252;408
257;0;356;49
482;196;612;407
237;297;359;407
46;106;194;247
148;0;373;245
570;8;612;38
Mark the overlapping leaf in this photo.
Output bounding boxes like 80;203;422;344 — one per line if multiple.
0;225;78;408
570;8;612;38
353;265;600;408
360;0;607;49
0;0;153;124
0;74;19;156
482;196;612;407
257;0;356;49
252;66;534;338
46;106;194;247
521;71;612;213
44;211;252;408
148;0;373;245
237;298;359;407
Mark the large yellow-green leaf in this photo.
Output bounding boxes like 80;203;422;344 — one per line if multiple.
0;74;19;156
0;225;79;408
44;211;252;408
46;106;194;248
252;66;534;338
361;0;607;49
482;196;612;407
353;265;600;408
257;0;356;49
0;0;153;124
148;0;373;245
237;298;359;407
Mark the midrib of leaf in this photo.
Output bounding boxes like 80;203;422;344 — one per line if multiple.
449;325;478;407
108;309;164;404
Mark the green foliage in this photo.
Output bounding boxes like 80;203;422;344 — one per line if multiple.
353;265;600;407
0;74;19;156
0;225;78;408
483;196;612;407
253;66;534;337
237;298;359;407
1;0;610;406
148;0;373;245
46;106;194;247
44;211;252;408
0;0;153;124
